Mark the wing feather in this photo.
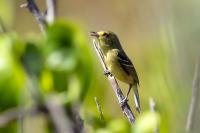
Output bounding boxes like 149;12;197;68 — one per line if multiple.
117;51;139;85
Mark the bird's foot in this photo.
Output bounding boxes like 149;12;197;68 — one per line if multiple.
120;97;128;107
104;69;111;76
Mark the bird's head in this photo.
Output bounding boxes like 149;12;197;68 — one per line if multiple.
90;31;118;48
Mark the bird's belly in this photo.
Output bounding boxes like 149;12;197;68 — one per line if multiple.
105;56;133;84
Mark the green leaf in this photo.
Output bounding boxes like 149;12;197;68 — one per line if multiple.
0;35;26;110
108;119;130;133
40;20;94;102
133;111;160;133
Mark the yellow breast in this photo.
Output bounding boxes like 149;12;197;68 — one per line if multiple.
104;50;133;84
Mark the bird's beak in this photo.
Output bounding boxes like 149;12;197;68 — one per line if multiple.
90;31;99;38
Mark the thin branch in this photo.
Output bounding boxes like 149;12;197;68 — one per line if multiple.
149;98;159;133
149;97;156;112
46;0;56;24
0;96;78;133
186;56;200;132
20;0;47;33
94;97;105;122
18;115;24;133
0;106;43;127
45;95;73;133
92;39;135;124
67;105;85;133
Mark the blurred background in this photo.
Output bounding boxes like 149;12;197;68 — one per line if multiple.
0;0;200;132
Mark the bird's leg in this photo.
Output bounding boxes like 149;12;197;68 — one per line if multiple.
120;84;132;107
126;84;132;98
104;69;112;76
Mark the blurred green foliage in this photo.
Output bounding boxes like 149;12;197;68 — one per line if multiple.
0;20;95;132
0;35;25;110
0;0;13;28
133;111;160;133
0;35;25;132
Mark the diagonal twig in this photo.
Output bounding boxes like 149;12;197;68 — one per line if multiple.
20;0;47;33
186;56;200;132
149;98;159;133
46;95;73;133
0;105;46;128
94;97;105;122
92;39;135;124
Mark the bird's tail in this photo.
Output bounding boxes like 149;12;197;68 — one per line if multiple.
133;86;140;113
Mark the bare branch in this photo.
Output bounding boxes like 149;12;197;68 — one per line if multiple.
46;95;73;133
92;39;135;124
46;0;56;24
149;97;156;112
67;105;85;133
0;96;80;133
186;56;200;132
0;106;41;127
94;97;105;122
149;98;159;133
20;0;47;33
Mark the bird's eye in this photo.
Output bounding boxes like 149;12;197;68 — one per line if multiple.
102;33;109;38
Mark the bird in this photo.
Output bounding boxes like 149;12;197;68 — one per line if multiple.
90;31;140;113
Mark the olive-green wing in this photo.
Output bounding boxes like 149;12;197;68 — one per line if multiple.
117;51;139;85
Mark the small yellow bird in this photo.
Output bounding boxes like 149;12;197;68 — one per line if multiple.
91;31;140;113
